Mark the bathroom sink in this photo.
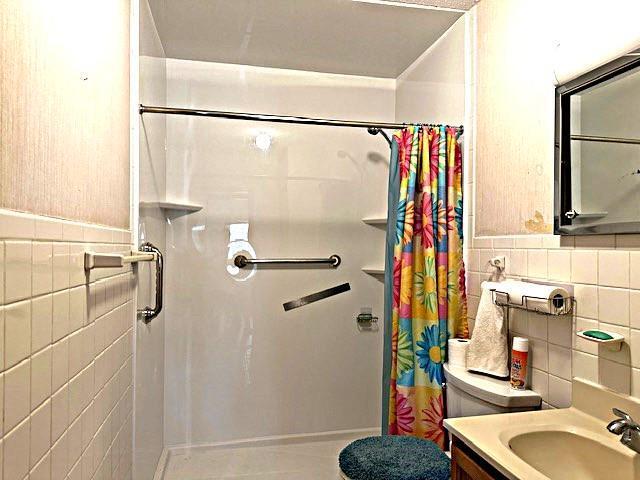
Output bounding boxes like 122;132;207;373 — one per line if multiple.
507;429;639;480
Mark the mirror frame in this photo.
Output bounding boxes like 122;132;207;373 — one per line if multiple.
554;50;640;235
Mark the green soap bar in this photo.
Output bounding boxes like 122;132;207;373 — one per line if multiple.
583;330;614;340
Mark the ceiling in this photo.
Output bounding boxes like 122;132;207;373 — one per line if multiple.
147;0;465;78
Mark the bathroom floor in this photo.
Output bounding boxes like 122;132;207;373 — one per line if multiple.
161;434;366;479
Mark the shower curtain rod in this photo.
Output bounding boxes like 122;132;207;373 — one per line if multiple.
139;105;464;133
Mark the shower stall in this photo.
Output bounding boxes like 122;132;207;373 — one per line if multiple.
134;1;468;478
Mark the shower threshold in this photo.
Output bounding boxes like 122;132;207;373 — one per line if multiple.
158;428;379;479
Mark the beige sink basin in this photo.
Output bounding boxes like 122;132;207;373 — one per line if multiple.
506;427;640;480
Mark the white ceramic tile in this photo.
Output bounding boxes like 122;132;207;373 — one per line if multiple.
573;351;598;383
5;241;32;303
52;243;70;292
30;452;50;480
68;245;86;288
530;368;548;402
598;322;631;365
0;211;35;239
4;359;30;433
599;358;631;395
509;309;527;336
3;417;29;480
548;344;572;380
529;338;548;371
575;235;615;249
598;287;629;326
616;235;640;249
4;300;31;368
34;218;63;241
514;236;543;249
632;368;640;399
69;287;87;333
527;249;547;279
51;338;69;393
31;295;52;353
32;242;53;297
62;222;83;242
547;249;571;282
30;347;52;411
51;385;69;443
527;312;548;340
508;249;527;276
52;290;70;342
492;237;514;249
631;252;640;289
598;250;630;288
50;431;68;480
68;331;84;379
472;237;492;248
67;417;82;470
631;290;640;330
547;315;572;347
571;250;598;284
548;375;572;408
630;329;640;369
0;309;4;372
0;242;4;305
573;284;598;320
30;400;51;468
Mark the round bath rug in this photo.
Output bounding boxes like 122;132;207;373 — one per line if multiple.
338;436;450;480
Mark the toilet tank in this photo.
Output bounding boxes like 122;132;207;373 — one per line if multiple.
444;363;541;418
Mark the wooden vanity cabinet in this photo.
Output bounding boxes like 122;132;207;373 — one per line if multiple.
451;436;510;480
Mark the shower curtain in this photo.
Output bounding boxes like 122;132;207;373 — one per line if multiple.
382;125;468;449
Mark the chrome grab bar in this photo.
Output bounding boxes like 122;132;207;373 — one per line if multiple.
137;242;164;323
234;254;341;268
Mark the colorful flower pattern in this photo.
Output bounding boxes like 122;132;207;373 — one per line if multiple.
387;126;468;449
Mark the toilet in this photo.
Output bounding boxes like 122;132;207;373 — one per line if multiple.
444;362;542;418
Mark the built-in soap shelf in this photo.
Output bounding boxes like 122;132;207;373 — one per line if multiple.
139;201;203;213
362;217;387;226
576;330;625;351
362;267;384;276
362;216;386;277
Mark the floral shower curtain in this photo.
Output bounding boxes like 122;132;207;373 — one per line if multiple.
382;125;468;449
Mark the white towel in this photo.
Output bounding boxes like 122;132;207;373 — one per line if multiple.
466;281;509;378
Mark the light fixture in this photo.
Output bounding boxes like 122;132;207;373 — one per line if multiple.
254;132;272;152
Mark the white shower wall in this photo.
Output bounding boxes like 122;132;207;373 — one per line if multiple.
162;60;395;446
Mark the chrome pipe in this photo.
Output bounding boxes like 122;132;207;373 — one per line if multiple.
571;134;640;145
234;254;341;268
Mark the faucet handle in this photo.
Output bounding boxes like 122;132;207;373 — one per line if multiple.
612;408;640;429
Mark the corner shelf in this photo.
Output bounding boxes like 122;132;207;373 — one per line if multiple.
362;267;385;276
139;201;203;213
362;217;387;226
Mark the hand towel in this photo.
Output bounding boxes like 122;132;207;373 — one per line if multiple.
465;281;509;378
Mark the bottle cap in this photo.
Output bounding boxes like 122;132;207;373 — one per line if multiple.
512;336;529;352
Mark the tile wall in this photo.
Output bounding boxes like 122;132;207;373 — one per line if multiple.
466;233;640;408
0;209;134;480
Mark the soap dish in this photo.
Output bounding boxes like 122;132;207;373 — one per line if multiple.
576;329;625;351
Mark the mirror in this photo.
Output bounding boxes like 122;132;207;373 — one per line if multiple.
555;50;640;235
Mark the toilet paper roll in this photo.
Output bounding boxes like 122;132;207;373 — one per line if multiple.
496;280;571;314
447;338;469;368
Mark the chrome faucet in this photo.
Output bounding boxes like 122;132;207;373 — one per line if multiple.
607;408;640;453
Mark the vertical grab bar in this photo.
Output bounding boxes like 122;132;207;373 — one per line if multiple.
137;242;164;323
